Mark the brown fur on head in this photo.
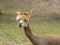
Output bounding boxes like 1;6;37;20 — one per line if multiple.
16;9;33;27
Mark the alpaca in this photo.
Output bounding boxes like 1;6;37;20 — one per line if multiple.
16;9;60;45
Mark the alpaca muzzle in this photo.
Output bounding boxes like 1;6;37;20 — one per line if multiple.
18;19;27;27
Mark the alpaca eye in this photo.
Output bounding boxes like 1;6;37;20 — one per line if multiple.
24;20;27;22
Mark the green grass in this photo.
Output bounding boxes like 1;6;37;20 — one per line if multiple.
0;0;60;45
0;6;60;45
0;14;60;45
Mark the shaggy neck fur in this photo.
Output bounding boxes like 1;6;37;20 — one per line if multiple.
24;25;33;38
23;24;40;45
24;25;34;42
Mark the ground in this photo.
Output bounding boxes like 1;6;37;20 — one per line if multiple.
0;0;60;45
0;14;60;45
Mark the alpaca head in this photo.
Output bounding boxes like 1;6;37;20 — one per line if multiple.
16;9;33;27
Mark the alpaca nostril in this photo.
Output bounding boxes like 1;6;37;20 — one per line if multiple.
19;23;22;27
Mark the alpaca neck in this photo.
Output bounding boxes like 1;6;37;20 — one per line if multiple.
24;25;39;45
24;24;34;41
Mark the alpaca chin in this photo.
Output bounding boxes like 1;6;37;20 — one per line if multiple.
22;23;28;27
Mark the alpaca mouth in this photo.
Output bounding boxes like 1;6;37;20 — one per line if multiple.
19;23;22;27
19;25;22;27
18;23;27;27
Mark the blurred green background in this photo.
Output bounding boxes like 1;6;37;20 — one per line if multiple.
0;0;60;45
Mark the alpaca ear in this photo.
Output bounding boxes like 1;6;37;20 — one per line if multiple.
26;9;34;17
16;11;20;14
16;11;23;15
30;9;34;13
26;9;33;15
